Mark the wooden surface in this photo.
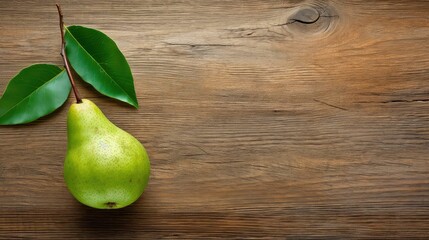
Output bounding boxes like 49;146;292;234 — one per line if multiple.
0;0;428;238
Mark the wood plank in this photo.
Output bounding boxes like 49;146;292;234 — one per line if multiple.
0;0;428;238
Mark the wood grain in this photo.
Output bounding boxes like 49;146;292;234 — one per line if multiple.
0;0;428;238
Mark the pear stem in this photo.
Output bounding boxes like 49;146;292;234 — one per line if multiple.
56;4;82;104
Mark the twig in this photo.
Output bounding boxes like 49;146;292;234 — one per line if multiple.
56;4;82;103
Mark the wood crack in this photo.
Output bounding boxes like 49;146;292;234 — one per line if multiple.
274;15;339;27
382;99;429;103
313;99;348;111
162;41;238;48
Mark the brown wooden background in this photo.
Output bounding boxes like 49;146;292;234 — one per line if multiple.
1;0;428;238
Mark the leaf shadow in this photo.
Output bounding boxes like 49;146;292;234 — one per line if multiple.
74;74;138;110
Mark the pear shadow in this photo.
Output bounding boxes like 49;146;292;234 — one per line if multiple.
75;192;155;237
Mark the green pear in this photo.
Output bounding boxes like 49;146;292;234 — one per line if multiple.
64;99;150;209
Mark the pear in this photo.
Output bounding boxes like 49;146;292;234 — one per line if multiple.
64;99;150;209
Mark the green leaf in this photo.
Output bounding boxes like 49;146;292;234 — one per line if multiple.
64;25;138;108
0;64;71;125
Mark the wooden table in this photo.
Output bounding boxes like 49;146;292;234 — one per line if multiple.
1;0;428;238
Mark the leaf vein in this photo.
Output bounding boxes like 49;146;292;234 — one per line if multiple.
0;70;65;119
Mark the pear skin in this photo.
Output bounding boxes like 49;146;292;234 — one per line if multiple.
64;99;150;209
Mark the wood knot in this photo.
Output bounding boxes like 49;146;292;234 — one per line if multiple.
290;7;320;25
284;2;339;37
